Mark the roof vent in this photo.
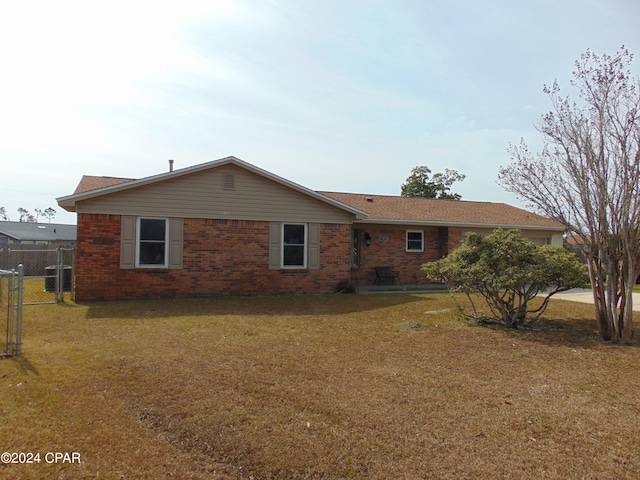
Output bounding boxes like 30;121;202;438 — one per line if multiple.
366;197;374;202
169;159;174;172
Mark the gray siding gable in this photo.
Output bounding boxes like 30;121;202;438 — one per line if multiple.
73;164;357;224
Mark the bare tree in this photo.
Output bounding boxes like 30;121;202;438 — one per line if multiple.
17;208;35;223
33;207;57;223
43;207;56;223
499;47;640;343
0;207;8;221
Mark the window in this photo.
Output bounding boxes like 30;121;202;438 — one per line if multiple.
282;223;307;268
121;216;183;270
269;222;319;270
137;218;168;267
406;230;424;252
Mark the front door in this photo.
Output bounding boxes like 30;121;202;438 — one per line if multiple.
352;228;360;268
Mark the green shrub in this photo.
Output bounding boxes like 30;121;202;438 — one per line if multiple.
422;229;589;328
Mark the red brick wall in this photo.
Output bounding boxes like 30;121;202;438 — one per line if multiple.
353;225;549;285
75;214;352;301
447;229;464;254
354;225;507;285
355;224;452;285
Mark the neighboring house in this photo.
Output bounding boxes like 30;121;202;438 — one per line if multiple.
0;221;76;246
57;156;564;301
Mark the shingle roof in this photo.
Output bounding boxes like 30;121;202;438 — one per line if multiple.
0;221;77;242
320;192;563;230
65;167;563;231
74;175;134;194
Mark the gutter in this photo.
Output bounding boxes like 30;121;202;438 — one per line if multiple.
354;218;565;231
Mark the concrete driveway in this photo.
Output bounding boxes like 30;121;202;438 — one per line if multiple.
551;288;640;311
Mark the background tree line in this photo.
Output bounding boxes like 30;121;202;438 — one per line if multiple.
0;207;57;223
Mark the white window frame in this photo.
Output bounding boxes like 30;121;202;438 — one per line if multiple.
136;217;169;268
282;223;307;268
406;230;424;252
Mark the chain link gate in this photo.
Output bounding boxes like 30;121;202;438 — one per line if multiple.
0;265;23;356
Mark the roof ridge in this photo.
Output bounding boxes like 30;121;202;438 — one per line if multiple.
96;175;136;180
319;191;503;205
79;174;135;179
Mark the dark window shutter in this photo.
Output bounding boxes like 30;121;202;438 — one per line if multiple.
308;223;320;270
269;222;281;269
120;216;136;269
169;218;184;269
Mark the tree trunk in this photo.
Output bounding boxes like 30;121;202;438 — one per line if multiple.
588;257;612;341
621;257;636;343
588;250;636;343
606;259;620;340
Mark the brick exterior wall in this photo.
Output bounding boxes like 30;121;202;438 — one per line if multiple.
75;214;352;301
352;225;556;286
354;224;457;285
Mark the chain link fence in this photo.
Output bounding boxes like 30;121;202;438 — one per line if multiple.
0;247;74;304
0;266;23;356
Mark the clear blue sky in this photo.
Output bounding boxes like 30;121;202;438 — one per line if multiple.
1;0;638;224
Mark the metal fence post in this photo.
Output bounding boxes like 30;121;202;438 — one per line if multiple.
15;264;23;356
69;247;75;302
56;247;63;303
5;270;14;355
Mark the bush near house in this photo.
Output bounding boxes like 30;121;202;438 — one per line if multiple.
422;229;589;328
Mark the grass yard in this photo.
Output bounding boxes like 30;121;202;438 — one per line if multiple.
1;292;640;479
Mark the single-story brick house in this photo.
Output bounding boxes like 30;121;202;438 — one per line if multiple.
57;156;564;301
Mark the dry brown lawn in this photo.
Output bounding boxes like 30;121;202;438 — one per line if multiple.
1;291;640;479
